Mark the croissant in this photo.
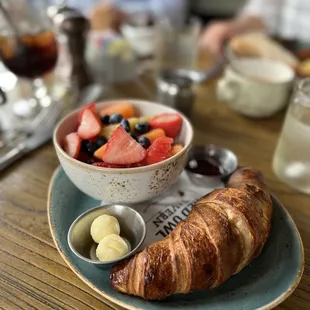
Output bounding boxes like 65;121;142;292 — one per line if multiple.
110;167;273;300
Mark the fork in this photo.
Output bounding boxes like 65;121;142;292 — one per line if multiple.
0;101;61;149
0;103;61;171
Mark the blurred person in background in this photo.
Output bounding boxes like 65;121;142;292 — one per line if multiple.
58;0;188;30
200;0;310;55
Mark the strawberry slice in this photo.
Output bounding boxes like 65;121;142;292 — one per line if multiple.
150;113;183;138
145;137;173;165
77;109;102;139
102;126;147;164
78;103;96;123
63;132;81;159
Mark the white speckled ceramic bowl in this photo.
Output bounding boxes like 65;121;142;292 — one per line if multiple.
53;99;193;203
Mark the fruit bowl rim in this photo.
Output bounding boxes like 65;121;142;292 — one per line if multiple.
53;99;194;174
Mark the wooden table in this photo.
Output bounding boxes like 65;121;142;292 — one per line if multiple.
1;57;309;310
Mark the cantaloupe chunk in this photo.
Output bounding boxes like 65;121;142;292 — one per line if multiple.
99;102;135;118
143;128;166;143
170;144;184;156
94;144;107;160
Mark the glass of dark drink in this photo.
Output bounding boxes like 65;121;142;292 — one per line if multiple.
0;0;58;118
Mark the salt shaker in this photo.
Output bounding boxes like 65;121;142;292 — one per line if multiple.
157;70;195;118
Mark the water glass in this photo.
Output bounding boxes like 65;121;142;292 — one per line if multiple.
154;17;201;73
272;78;310;193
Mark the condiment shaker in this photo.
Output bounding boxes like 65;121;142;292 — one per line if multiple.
50;6;92;93
157;70;195;118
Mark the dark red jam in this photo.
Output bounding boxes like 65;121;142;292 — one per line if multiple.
186;156;225;176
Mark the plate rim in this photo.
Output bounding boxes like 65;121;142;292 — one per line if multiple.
47;166;305;310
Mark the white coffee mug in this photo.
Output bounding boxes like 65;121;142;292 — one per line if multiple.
217;58;295;118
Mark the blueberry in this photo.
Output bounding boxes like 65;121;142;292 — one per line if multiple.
96;136;107;148
120;119;130;132
129;132;138;141
100;114;110;125
87;158;96;164
85;141;98;155
135;121;150;134
109;113;123;124
138;136;151;148
81;140;89;152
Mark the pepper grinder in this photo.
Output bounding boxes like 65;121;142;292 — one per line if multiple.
51;6;93;95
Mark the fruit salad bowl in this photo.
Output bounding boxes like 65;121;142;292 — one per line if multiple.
53;99;193;203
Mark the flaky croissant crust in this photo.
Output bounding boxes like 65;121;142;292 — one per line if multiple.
110;167;273;300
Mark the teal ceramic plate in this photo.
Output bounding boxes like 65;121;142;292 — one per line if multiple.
48;167;304;310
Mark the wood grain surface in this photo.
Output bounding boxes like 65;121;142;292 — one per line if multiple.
0;54;309;310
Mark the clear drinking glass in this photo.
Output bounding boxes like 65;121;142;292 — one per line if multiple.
272;78;310;194
0;0;58;117
154;17;201;73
